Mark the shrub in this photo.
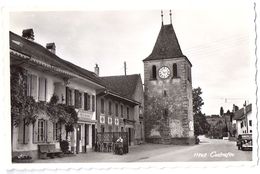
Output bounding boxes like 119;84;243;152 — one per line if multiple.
60;140;69;153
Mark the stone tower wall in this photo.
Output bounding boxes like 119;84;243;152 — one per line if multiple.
143;57;194;144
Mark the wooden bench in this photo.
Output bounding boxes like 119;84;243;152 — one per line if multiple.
38;144;63;159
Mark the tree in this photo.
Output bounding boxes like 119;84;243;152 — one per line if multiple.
192;87;210;136
220;107;224;116
192;87;204;115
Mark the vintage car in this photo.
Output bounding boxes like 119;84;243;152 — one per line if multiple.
236;134;252;151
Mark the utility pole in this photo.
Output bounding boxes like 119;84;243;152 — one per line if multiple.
244;101;248;133
124;61;127;76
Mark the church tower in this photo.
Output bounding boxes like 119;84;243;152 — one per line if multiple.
143;11;194;144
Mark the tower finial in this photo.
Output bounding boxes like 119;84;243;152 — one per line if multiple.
161;10;164;25
170;10;172;24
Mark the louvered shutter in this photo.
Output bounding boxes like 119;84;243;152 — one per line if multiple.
74;90;79;108
33;120;38;143
31;75;37;100
84;93;88;110
24;124;29;144
38;77;46;101
47;120;53;143
53;122;56;141
18;119;24;144
66;87;69;105
92;95;95;112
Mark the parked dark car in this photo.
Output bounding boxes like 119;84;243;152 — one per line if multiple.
237;134;252;151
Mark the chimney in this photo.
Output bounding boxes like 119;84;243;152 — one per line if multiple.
94;64;99;76
46;43;56;54
22;29;34;41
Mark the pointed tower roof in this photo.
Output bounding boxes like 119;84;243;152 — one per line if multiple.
143;24;184;61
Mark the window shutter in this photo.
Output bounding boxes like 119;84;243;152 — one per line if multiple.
75;90;79;108
92;95;95;112
18;119;24;144
33;120;38;143
47;121;53;143
53;122;56;141
66;87;70;105
38;77;46;101
24;124;29;144
87;94;90;110
84;93;87;110
31;75;37;100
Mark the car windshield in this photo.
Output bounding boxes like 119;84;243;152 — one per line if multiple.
242;134;252;139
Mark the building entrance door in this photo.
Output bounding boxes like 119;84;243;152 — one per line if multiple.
128;128;131;146
76;125;81;154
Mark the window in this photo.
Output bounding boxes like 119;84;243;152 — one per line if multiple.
101;125;105;133
152;65;157;79
53;122;61;141
109;101;112;115
18;118;29;144
249;120;252;126
38;77;47;101
66;87;72;105
92;95;95;112
241;122;244;128
75;90;82;109
84;93;90;110
127;107;129;119
115;103;119;117
121;105;124;118
26;73;37;100
164;109;168;117
163;90;167;97
101;98;105;114
38;119;46;143
172;63;177;78
250;130;252;133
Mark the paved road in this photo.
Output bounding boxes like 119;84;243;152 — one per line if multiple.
35;136;252;163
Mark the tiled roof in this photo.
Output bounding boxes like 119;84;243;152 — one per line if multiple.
234;104;252;120
100;74;141;99
143;24;184;61
10;31;104;86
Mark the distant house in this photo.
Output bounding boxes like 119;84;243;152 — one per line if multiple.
233;103;252;136
10;29;105;159
97;74;144;145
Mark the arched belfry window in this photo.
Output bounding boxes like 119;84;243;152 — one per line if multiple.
152;65;157;79
173;63;177;78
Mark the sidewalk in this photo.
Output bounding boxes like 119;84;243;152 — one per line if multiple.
35;143;187;163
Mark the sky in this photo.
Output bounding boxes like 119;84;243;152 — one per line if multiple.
8;3;255;115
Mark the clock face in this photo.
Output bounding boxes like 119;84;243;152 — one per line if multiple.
159;66;170;79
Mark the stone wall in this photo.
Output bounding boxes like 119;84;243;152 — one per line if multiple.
143;57;194;144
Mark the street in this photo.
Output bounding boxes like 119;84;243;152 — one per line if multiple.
35;136;252;163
